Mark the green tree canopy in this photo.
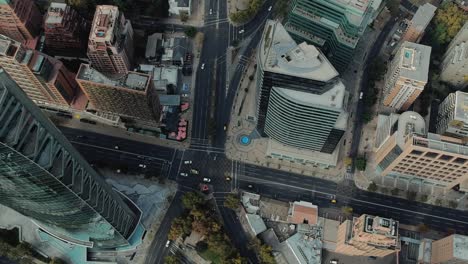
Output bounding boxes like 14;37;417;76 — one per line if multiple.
367;182;378;192
224;194;240;210
258;244;275;264
182;192;203;209
355;157;367;171
164;255;178;264
184;27;197;38
430;2;468;45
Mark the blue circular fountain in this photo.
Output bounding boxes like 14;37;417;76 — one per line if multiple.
240;135;251;145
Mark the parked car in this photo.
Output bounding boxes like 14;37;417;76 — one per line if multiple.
184;160;192;165
201;63;205;70
190;169;199;174
359;92;363;100
330;260;338;264
180;172;189;177
165;240;171;247
209;8;212;15
139;164;147;168
203;178;211;183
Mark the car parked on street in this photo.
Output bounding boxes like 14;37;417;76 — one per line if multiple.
184;160;192;164
180;172;188;177
203;178;211;183
190;169;199;174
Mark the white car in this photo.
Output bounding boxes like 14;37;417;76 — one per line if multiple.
165;240;171;247
268;6;272;11
203;177;211;183
239;29;245;34
184;160;192;164
359;92;363;100
180;172;189;177
139;164;147;168
114;145;119;150
209;9;212;15
201;63;205;70
190;169;199;174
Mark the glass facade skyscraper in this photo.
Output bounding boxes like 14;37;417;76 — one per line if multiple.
0;67;141;249
284;0;381;72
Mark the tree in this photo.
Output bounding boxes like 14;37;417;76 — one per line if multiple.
182;192;203;209
431;2;468;45
391;188;399;196
435;198;442;206
196;241;208;252
224;194;240;210
50;257;67;264
164;255;178;264
180;11;189;22
448;200;458;209
355;157;367;171
207;233;232;258
184;27;197;38
363;111;373;123
367;182;378;192
232;39;240;47
386;0;400;16
407;191;417;201
258;244;275;264
248;75;254;81
420;194;429;203
168;216;192;240
341;206;353;215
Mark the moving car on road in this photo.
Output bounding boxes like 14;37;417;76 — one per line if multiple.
201;63;205;70
138;164;147;168
184;160;192;164
203;178;211;183
225;176;231;181
165;240;171;247
268;6;272;11
180;172;188;177
190;169;199;174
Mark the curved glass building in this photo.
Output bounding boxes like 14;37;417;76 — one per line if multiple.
256;21;348;164
0;68;142;249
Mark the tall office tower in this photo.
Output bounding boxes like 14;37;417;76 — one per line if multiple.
0;67;143;249
0;34;80;106
44;2;90;55
401;3;437;43
284;0;382;72
76;64;160;128
436;91;468;138
383;41;431;111
431;234;468;264
375;111;468;191
336;214;400;257
87;5;134;76
0;0;41;42
440;22;468;89
256;20;348;167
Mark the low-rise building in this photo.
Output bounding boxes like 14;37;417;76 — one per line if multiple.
401;3;437;43
335;214;400;257
287;201;318;225
383;41;431;111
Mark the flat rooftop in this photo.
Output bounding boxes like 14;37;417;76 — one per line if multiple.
410;3;437;29
453;91;468;123
45;2;67;25
453;234;468;260
396;111;426;148
0;34;20;57
77;64;149;91
90;5;119;42
398;41;432;82
260;20;339;82
329;0;381;26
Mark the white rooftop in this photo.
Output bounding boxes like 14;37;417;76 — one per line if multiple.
45;2;67;25
285;227;323;264
90;5;120;42
453;234;468;260
395;111;426;148
410;3;437;30
260;20;339;82
245;214;267;236
454;91;468;123
398;41;432;82
333;0;382;26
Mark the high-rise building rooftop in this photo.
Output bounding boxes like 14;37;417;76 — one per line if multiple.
77;64;149;92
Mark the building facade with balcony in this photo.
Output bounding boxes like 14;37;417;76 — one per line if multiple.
383;41;431;111
0;34;80;107
0;0;41;42
44;2;90;55
284;0;382;72
87;5;134;76
440;21;468;89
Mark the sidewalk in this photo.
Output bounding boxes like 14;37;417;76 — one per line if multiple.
51;115;190;149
